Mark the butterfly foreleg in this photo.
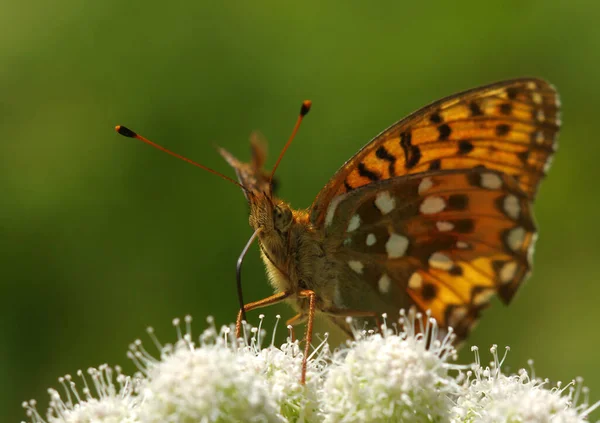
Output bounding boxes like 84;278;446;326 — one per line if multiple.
297;289;316;385
286;313;307;326
284;314;307;343
235;290;292;338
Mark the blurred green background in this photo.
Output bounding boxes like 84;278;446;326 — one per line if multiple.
2;1;599;420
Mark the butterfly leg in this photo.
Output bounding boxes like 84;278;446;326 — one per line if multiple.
285;313;307;343
286;313;307;326
297;289;316;385
235;290;292;338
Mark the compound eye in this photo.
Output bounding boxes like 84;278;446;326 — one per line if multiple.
273;205;292;231
274;206;283;220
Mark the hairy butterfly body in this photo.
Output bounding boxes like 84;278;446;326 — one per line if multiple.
117;78;560;383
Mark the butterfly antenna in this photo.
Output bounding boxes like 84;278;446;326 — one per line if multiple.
269;100;312;186
115;126;249;193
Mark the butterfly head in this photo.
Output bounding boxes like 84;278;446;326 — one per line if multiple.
218;140;293;236
249;196;295;252
218;133;276;199
218;100;311;239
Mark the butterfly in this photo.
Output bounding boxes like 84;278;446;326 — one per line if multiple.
116;78;560;384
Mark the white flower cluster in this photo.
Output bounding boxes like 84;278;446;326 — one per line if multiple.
22;364;141;423
452;346;599;423
22;312;598;423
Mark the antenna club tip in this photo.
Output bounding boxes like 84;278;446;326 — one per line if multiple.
115;125;137;138
300;100;312;116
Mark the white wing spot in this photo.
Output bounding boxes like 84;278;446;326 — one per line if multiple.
429;252;453;270
536;109;546;122
507;227;526;251
420;196;446;215
347;260;364;274
347;214;361;232
386;233;409;258
436;221;454;232
366;233;377;246
534;131;544;144
418;177;433;195
481;172;503;189
527;233;538;266
472;288;495;306
526;81;537;90
532;92;543;105
500;261;518;284
408;272;423;290
374;191;395;215
325;195;345;227
503;195;520;220
378;273;391;294
456;241;470;249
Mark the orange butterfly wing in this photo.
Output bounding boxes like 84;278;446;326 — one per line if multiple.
311;78;560;226
310;78;560;339
320;168;535;339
